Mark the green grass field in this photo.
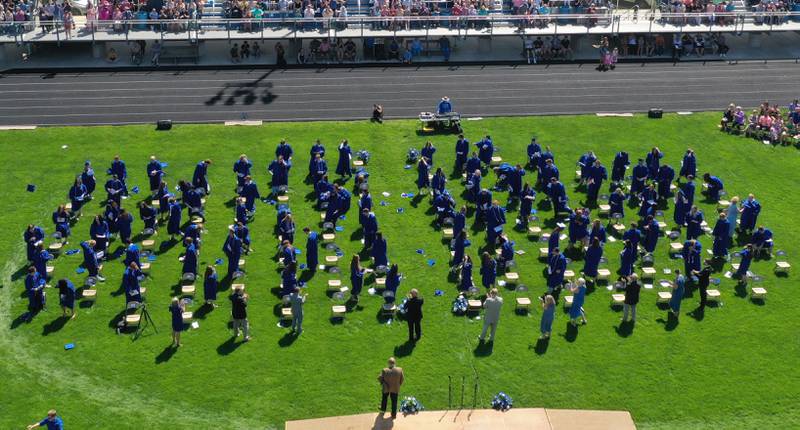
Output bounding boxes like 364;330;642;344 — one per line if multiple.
1;113;798;430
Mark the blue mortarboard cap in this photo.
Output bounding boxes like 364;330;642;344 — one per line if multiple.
397;208;404;214
64;343;75;350
65;249;79;256
131;186;140;194
338;215;346;220
295;248;302;255
416;249;425;255
215;258;224;265
427;259;436;266
335;226;344;232
434;289;444;296
148;255;157;262
75;267;85;274
299;263;307;270
26;184;36;192
160;162;169;168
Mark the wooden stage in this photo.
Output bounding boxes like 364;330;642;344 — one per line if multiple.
286;408;636;430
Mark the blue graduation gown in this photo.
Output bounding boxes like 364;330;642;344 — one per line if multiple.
623;228;642;250
269;160;289;188
336;144;352;176
638;188;658;219
540;164;560;186
657;165;675;198
673;189;690;226
81;168;96;194
182;243;198;276
751;229;773;248
465;173;481;203
611;151;629;182
233;159;252;187
547;253;566;288
223;235;242;277
193;161;209;191
706;176;724;201
280;245;297;267
712;219;731;256
24;226;45;261
147;161;165;191
33;250;52;280
459;260;473;290
315;180;333;208
547;231;560;254
204;272;218;301
682;241;702;274
371;238;388;267
362;214;378;249
281;269;297;296
167;203;182;235
619;245;636;276
609;192;625;218
311;158;327;183
118;213;133;243
276;143;294;163
465;157;481;175
455;138;469;169
686;211;704;240
421;146;436;165
59;279;76;309
104;204;120;233
140;206;157;230
170;303;184;332
486;206;506;245
81;241;99;276
642;220;660;253
508;168;525;198
156;186;172;215
740;199;761;231
670;275;685;312
386;273;400;298
105;178;124;205
547;182;569;214
89;221;109;252
337;189;352;218
453;212;466;236
645;151;662;179
480;259;497;288
680;153;696;178
309;143;325;174
583;245;603;277
111;159;127;182
234;224;250;246
69;183;88;212
359;194;373;213
350;267;364;296
736;248;753;277
235;203;248;225
52;210;70;238
568;213;588;244
240;181;261;212
279;218;296;244
527;141;542;165
519;188;536;220
589;225;607;244
306;231;319;270
586;165;607;201
123;246;141;267
431;173;446;195
417;161;431;189
683;181;696;208
123;267;143;303
476;139;494;165
25;272;46;311
631;164;648;194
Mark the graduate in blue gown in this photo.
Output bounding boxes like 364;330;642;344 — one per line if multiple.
546;248;567;293
281;262;298;296
24;224;45;262
576;152;596;184
372;232;388;267
497;235;515;273
546;178;570;216
182;237;198;278
751;226;774;255
80;240;103;280
623;223;642;251
416;158;431;190
325;186;340;223
203;266;218;305
358;190;373;217
169;297;186;347
518;183;536;225
232;222;250;253
507;164;526;200
110;155;128;195
685;206;704;240
105;175;125;206
645;147;663;179
89;216;109;256
679;149;697;179
52;205;71;241
465;152;482;177
81;161;97;196
619;240;636;277
57;278;76;318
455;134;470;171
526;137;542;169
233;154;253;192
656;164;675;200
673;187;690;227
336;187;352;221
459;255;473;291
278;213;296;244
431;168;447;196
735;244;754;279
315;175;333;210
631;159;648;195
275;139;294;168
350;255;365;300
642;215;660;254
475;189;492;224
451;230;468;266
609;188;626;218
668;270;685;317
385;264;401;301
476;135;494;166
486;200;506;247
582;238;603;278
702;173;724;202
184;222;202;247
239;176;261;213
25;267;46;315
155;181;172;221
611;151;630;185
336;139;352;178
310;154;327;184
280;240;297;267
32;244;53;280
117;209;134;244
104;201;121;236
682;178;696;207
739;194;761;233
567;208;589;248
682;240;702;277
268;156;290;195
303;228;319;272
453;206;467;237
123;243;141;268
421;141;437;166
638;183;658;219
123;262;144;304
539;159;559;189
223;230;243;279
586;160;607;202
167;198;182;239
361;209;378;250
585;222;603;247
309;139;326;176
433;191;456;225
68;178;88;213
139;201;157;232
548;226;562;254
193;159;212;195
465;170;482;203
479;252;497;289
234;198;248;226
147;156;166;193
712;212;731;258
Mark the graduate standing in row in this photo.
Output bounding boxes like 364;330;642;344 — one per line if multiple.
81;240;104;281
239;176;261;214
309;139;326;177
68;177;89;214
336;139;352;178
223;229;243;280
52;205;71;242
110;155;128;195
81;161;97;197
611;151;629;186
582;238;603;280
233;154;253;193
486;200;506;247
268;156;290;196
517;183;536;226
455;134;469;172
712;212;731;258
204;265;218;307
25;267;46;319
679;149;697;179
147;156;166;194
656;164;675;200
739;194;761;234
24;225;45;262
350;255;365;302
57;278;76;319
586;160;607;202
193;159;212;195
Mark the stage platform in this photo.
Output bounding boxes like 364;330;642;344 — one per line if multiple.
286;408;636;430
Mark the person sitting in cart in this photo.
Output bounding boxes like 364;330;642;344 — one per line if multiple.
437;96;453;115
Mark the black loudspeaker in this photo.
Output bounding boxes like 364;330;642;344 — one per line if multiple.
156;120;173;130
648;108;663;119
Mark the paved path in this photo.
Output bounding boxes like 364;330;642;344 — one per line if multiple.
0;61;797;126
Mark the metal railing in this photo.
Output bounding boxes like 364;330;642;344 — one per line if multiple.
2;11;800;44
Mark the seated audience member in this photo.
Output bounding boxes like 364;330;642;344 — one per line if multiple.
372;104;384;123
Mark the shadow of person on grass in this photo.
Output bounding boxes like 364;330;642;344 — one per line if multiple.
42;315;70;336
533;337;550;355
155;345;177;364
393;340;416;358
9;313;30;330
614;320;635;337
563;322;579;342
278;332;297;347
689;306;705;321
473;340;493;357
216;336;244;355
656;312;679;331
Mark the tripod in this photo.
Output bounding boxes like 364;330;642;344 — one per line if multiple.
134;303;158;340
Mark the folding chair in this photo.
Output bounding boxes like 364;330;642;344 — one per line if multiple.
514;285;531;312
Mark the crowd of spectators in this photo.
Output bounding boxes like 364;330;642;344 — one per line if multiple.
720;100;800;145
1;0;34;33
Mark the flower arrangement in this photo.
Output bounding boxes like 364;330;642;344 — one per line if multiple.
407;148;420;163
356;150;371;163
400;396;424;414
452;294;468;314
491;392;513;411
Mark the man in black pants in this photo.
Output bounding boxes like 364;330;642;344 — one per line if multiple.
377;357;405;419
405;289;424;342
693;260;713;311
